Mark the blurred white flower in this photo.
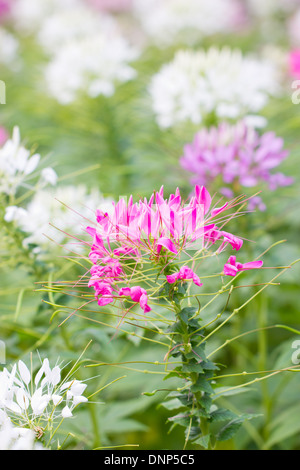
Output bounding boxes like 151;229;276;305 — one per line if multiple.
0;27;19;67
5;185;113;250
289;8;300;46
40;167;58;186
149;47;280;129
133;0;244;47
0;358;88;431
44;25;138;104
0;409;44;450
0;126;57;196
11;0;81;34
0;126;40;195
37;4;111;55
247;0;298;18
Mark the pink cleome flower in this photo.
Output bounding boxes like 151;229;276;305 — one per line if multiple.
85;185;252;311
180;121;293;210
289;50;300;78
224;255;263;277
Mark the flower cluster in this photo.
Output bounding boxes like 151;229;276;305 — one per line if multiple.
180;121;293;209
0;358;88;431
12;0;139;104
133;0;244;47
85;185;263;312
149;47;280;129
0;410;44;450
0;126;57;196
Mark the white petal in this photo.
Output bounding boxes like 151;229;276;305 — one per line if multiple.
41;167;57;186
16;388;29;410
70;381;87;397
72;396;88;406
34;364;45;388
61;406;72;418
52;394;63;406
24;153;40;175
5;401;22;415
50;366;61;387
18;360;31;386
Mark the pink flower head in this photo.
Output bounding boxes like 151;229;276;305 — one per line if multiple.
223;255;263;277
289;50;300;78
181;121;293;210
119;286;151;313
88;185;238;261
85;185;248;314
166;266;203;287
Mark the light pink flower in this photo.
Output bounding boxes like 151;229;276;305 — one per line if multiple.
0;0;10;19
181;122;293;210
223;255;263;276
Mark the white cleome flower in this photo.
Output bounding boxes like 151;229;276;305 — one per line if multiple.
0;410;44;450
0;126;57;196
11;0;81;35
0;28;19;68
5;185;113;250
37;4;113;55
0;358;88;431
149;47;281;129
289;8;300;47
247;0;298;18
44;25;138;104
133;0;244;47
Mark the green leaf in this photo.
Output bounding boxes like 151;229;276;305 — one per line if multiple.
160;398;186;411
208;409;237;424
182;360;204;374
191;376;214;395
186;344;207;361
217;414;260;442
194;434;211;449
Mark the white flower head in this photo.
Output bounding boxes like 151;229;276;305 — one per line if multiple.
133;0;244;47
0;28;20;68
0;410;44;450
0;126;57;196
11;0;81;34
44;22;139;104
5;185;113;251
0;357;88;431
289;8;300;47
149;47;281;129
